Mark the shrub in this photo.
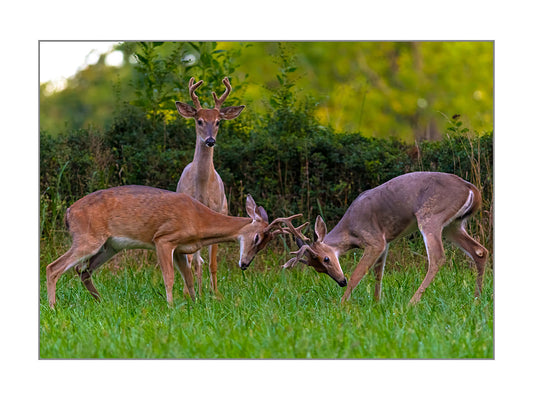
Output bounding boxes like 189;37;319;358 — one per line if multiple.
40;105;493;254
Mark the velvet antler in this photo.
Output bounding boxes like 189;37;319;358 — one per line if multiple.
212;77;232;110
188;77;204;109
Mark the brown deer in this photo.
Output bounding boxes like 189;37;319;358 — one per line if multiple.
282;172;488;304
45;185;303;308
175;77;244;296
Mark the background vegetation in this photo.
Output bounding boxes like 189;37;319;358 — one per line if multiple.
40;41;493;141
39;41;493;359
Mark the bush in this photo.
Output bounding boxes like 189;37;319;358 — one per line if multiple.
40;103;493;252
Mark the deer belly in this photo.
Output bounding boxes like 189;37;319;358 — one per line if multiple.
108;236;155;251
384;219;418;242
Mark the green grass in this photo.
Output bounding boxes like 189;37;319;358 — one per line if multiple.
39;242;493;359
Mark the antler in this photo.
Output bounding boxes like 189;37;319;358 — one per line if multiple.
267;215;310;241
212;77;232;110
188;77;204;109
275;214;316;269
282;244;318;269
269;222;310;237
264;214;311;240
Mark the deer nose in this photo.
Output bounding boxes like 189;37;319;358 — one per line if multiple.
240;262;249;271
205;137;216;147
338;277;347;287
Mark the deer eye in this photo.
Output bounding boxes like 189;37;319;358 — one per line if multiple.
324;256;330;263
197;119;204;126
215;120;220;126
254;234;260;244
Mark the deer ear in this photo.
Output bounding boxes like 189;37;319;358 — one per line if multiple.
314;215;328;242
258;206;269;222
245;194;262;222
176;101;197;118
219;105;245;120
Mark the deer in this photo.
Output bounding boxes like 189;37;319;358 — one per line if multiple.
281;171;489;305
45;185;304;308
175;77;245;297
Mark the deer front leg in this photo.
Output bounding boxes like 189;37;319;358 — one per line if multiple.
174;252;197;302
156;242;176;306
208;244;221;297
183;254;193;296
373;244;389;301
192;251;203;296
341;245;386;304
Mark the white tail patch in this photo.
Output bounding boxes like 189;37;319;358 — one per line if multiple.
444;190;474;227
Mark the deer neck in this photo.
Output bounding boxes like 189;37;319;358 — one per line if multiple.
191;136;216;187
324;217;361;255
195;213;251;247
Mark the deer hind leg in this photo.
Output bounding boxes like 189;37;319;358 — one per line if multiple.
444;220;488;298
46;240;104;308
410;222;446;305
208;244;220;297
174;252;196;302
76;242;117;301
341;241;387;304
373;244;389;301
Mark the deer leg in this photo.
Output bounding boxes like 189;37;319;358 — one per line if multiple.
76;242;117;301
183;254;194;296
373;244;389;301
155;243;176;306
46;241;104;308
341;244;386;304
208;244;220;297
192;250;203;296
410;225;446;305
174;252;196;302
444;221;488;298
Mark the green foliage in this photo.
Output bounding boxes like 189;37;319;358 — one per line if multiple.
129;41;179;123
125;41;248;124
40;41;493;141
39;47;135;134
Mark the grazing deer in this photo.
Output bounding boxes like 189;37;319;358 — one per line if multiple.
175;77;245;296
282;172;488;304
45;185;302;308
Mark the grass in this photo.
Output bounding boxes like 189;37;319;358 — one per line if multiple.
39;239;494;359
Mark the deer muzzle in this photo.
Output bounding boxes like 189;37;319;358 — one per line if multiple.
205;137;216;147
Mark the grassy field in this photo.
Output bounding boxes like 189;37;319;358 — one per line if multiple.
39;237;493;359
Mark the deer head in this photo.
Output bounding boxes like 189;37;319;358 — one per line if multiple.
282;215;347;287
239;195;305;271
175;77;245;147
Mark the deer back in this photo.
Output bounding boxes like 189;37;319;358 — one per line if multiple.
66;186;215;243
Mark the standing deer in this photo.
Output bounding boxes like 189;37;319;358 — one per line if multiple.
282;172;489;304
45;185;302;308
175;77;245;296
